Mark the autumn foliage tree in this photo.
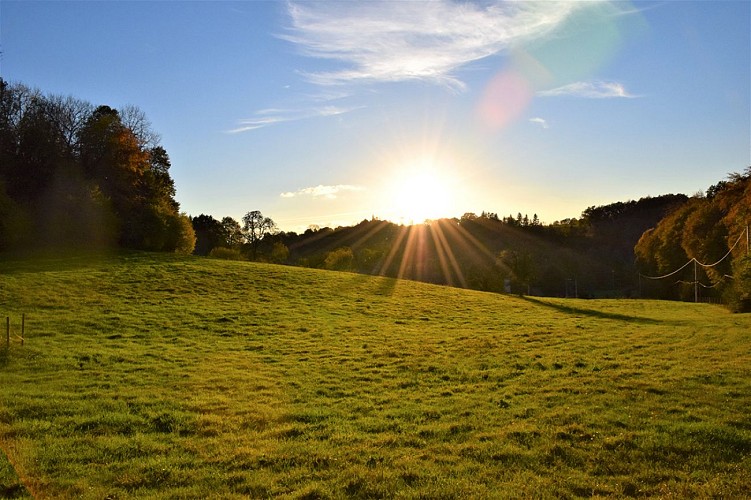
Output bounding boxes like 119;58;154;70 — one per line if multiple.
0;79;194;253
635;168;751;309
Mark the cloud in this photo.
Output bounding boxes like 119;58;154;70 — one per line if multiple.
227;105;359;133
281;1;593;90
280;184;364;200
537;81;638;98
529;117;549;129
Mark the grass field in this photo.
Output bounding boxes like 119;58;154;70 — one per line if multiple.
1;252;750;498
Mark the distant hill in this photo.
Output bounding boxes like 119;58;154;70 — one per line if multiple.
261;194;690;298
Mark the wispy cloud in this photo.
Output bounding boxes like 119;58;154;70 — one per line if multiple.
529;117;549;129
280;184;364;200
281;1;594;91
227;105;359;133
538;81;639;99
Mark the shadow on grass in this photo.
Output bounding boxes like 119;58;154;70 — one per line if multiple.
0;250;185;275
520;296;663;325
0;249;121;274
344;270;398;297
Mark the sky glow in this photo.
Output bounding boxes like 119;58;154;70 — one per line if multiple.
1;1;749;232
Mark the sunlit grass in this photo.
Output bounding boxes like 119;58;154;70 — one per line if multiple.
1;252;750;498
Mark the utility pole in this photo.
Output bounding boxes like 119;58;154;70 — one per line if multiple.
565;278;578;298
694;259;698;303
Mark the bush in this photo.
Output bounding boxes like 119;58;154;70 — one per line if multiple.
269;241;289;264
209;247;245;261
171;213;196;255
324;247;354;271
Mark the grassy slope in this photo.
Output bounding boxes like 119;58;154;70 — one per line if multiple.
0;252;750;499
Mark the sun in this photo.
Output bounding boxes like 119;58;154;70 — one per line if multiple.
387;159;456;224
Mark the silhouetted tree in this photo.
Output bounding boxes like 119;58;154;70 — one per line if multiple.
221;216;244;249
242;210;278;260
497;249;535;295
192;214;225;256
119;104;160;149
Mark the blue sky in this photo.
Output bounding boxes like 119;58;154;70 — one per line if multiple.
2;1;749;232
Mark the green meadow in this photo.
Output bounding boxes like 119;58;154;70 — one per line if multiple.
1;252;750;498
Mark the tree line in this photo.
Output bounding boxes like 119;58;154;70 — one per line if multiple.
635;168;751;311
193;193;688;300
191;210;283;262
202;183;744;311
0;79;194;253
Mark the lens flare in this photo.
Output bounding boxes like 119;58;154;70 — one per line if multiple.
475;1;644;131
476;69;534;130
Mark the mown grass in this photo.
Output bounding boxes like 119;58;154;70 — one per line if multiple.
1;252;750;498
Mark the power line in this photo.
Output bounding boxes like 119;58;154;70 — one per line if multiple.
640;227;749;280
640;258;694;281
638;226;749;302
695;228;748;268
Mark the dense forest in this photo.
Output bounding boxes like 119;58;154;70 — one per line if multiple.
191;194;688;300
0;79;194;253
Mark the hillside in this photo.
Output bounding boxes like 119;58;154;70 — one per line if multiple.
207;194;687;298
1;253;750;498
